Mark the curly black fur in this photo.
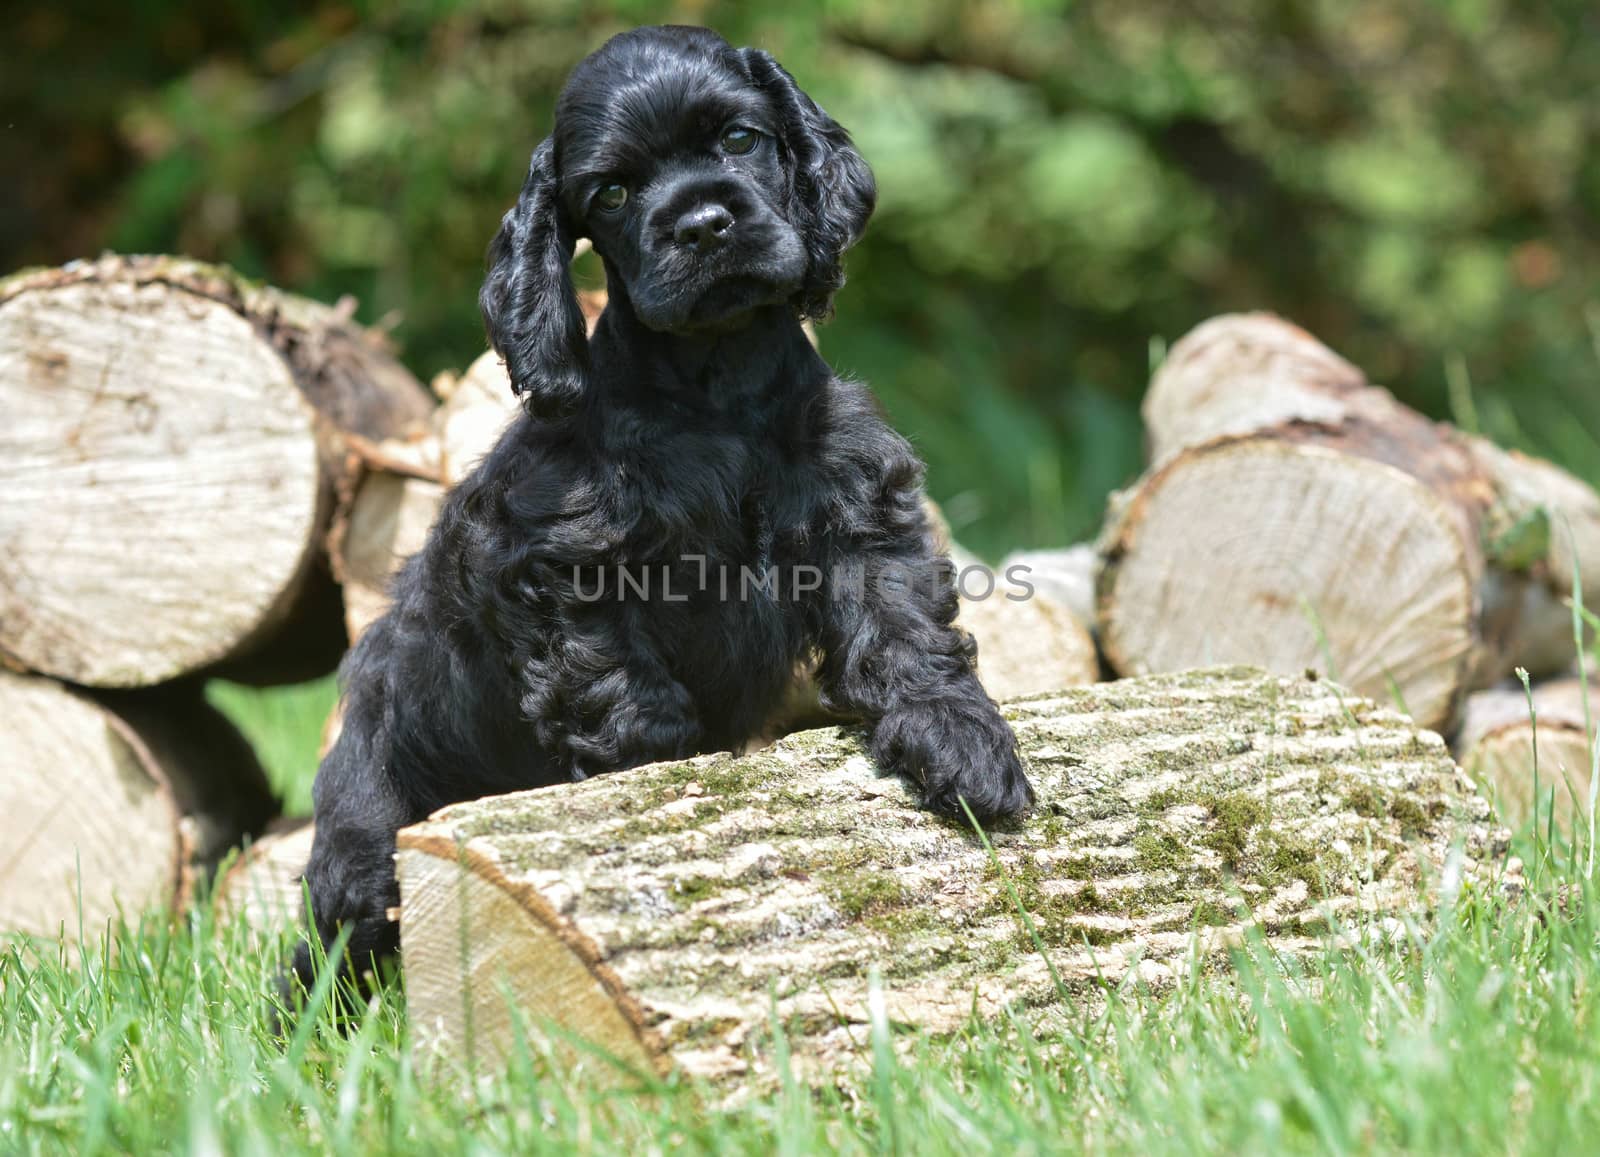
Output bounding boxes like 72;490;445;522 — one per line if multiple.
291;25;1033;995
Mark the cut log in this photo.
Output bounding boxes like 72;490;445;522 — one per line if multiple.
1001;544;1100;629
1098;313;1600;732
332;348;516;641
335;471;447;642
215;818;316;934
396;667;1501;1092
436;350;520;488
1455;676;1599;833
923;504;1097;698
335;288;610;641
0;254;435;687
957;539;1100;697
957;586;1098;699
0;668;277;937
437;285;606;487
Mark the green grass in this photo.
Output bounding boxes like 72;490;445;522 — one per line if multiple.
3;832;1599;1154
3;654;1597;1153
206;676;339;816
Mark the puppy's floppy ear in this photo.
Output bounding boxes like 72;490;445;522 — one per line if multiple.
479;138;589;419
743;49;876;319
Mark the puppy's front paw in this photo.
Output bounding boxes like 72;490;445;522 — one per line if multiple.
871;697;1034;823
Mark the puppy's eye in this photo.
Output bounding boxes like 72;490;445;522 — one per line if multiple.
719;126;761;156
593;183;628;213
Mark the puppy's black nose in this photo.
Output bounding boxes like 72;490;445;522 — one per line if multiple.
674;204;734;253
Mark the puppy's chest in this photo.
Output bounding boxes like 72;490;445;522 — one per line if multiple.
629;438;820;564
648;485;819;618
636;473;820;680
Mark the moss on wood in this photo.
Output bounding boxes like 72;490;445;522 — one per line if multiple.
399;667;1508;1095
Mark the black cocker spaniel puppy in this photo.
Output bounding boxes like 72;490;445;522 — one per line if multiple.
292;24;1033;993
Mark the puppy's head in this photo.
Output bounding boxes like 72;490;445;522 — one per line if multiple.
481;25;876;417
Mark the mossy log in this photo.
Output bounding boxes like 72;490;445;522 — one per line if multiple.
1454;675;1599;834
0;669;276;937
1099;313;1600;733
0;254;435;686
396;667;1501;1091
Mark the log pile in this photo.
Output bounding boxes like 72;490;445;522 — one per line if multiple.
397;668;1503;1091
0;254;432;934
1096;314;1600;734
0;254;436;687
5;248;1594;1095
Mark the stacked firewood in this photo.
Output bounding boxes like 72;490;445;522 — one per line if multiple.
2;255;1593;1094
1;255;434;935
0;253;1094;937
1086;314;1599;830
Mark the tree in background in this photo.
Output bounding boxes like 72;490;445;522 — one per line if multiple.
5;0;1597;557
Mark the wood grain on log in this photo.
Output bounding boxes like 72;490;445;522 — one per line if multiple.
215;818;316;933
396;668;1500;1091
435;350;519;489
926;511;1098;697
1099;313;1600;732
1002;544;1099;628
436;290;604;488
335;472;446;642
957;588;1098;699
0;254;434;686
0;669;276;936
1455;676;1599;833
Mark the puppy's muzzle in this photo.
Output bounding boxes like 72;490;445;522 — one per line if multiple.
674;204;735;254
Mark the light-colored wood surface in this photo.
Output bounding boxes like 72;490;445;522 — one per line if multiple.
1001;544;1099;627
1099;313;1600;732
0;255;435;687
436;350;519;488
215;819;317;934
0;277;321;686
1455;676;1599;834
957;584;1098;699
337;473;445;642
0;669;275;937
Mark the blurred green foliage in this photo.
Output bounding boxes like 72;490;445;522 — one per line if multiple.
5;0;1598;557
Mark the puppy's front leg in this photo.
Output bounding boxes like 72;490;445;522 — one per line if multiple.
289;709;418;1000
816;522;1034;823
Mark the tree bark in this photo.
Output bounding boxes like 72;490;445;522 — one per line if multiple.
0;668;276;937
395;667;1501;1092
1098;313;1600;733
0;254;436;687
1455;675;1599;834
